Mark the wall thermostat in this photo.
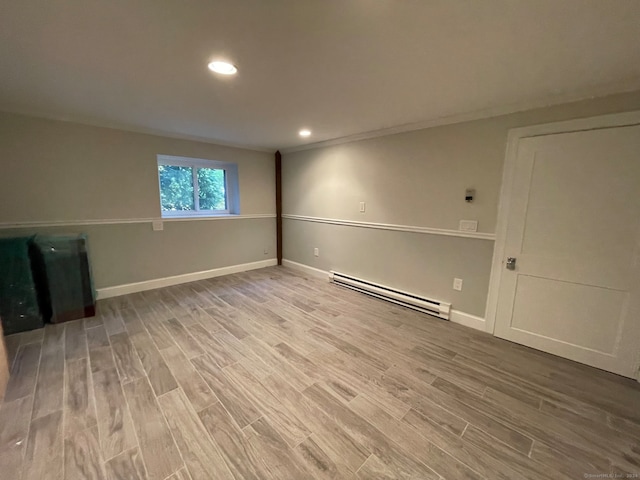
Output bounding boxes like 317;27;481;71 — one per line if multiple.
465;188;475;203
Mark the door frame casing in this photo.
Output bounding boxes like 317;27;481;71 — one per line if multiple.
484;110;640;381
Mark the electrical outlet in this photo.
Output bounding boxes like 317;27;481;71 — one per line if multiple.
453;278;463;291
263;247;269;255
152;220;164;231
314;247;319;257
359;201;366;213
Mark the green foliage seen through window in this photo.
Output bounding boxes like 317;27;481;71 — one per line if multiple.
158;165;226;211
198;167;226;210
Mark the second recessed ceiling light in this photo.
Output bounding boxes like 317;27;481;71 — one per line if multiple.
299;129;311;137
208;61;238;75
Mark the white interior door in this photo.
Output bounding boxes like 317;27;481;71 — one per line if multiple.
494;124;640;378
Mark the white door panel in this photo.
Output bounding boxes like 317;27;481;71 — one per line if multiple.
495;124;640;377
510;275;627;354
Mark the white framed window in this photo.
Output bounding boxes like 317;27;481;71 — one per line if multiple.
157;155;239;218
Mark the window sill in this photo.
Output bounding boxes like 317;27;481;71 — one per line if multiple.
161;212;234;219
157;213;275;222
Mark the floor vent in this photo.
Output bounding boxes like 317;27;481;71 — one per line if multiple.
329;271;451;320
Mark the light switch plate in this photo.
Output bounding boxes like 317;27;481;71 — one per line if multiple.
359;201;366;213
459;220;478;232
152;220;164;231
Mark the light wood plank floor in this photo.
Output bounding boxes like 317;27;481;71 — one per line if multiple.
1;266;639;479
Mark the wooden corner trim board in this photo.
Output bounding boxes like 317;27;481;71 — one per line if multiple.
275;150;283;265
96;259;277;299
282;214;496;241
0;214;276;230
281;259;486;332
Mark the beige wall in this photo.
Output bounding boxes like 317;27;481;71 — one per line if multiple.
284;219;494;315
282;91;640;317
5;220;275;290
0;112;276;289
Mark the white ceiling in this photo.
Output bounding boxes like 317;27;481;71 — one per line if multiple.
1;0;639;151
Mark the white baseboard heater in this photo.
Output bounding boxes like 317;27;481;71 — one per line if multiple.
329;271;451;320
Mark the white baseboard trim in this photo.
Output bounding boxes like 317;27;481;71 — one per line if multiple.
96;258;277;299
449;310;486;332
282;259;329;280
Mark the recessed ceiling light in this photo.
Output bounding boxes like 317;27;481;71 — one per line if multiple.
299;129;311;137
208;61;237;75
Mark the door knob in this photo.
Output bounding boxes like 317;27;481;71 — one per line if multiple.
506;257;517;270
